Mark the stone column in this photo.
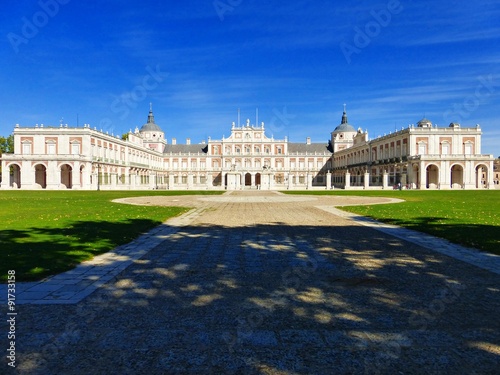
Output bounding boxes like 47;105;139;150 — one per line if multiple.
345;171;351;189
382;170;389;189
326;171;332;190
364;171;370;189
46;161;59;190
419;161;426;190
131;172;137;189
307;173;313;189
69;162;78;189
109;172;117;189
91;172;98;190
1;161;10;189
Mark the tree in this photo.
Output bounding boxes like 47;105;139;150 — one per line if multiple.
0;135;14;155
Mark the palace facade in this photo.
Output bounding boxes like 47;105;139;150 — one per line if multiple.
0;106;496;190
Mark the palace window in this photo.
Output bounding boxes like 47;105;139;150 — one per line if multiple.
71;142;80;155
46;141;56;155
418;142;427;155
464;142;473;155
441;142;450;155
22;141;32;155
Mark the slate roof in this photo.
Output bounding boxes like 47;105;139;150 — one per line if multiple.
163;144;208;154
288;143;332;154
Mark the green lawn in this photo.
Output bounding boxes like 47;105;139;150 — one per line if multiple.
0;190;222;282
283;190;500;255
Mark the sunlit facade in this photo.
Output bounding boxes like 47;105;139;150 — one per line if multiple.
1;107;495;190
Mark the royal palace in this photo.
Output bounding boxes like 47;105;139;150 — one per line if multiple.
0;106;497;190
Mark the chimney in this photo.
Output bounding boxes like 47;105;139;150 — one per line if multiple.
172;138;176;145
306;137;311;145
186;138;191;145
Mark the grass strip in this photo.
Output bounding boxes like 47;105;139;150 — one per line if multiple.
0;190;222;282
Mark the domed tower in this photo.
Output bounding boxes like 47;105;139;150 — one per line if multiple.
139;103;166;152
331;105;357;152
417;117;432;128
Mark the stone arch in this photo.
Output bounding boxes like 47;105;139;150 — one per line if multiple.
425;164;439;189
34;164;47;189
60;164;73;189
8;163;21;188
450;163;464;189
244;173;251;187
255;173;261;187
475;163;489;188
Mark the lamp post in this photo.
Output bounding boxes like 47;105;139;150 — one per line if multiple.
95;158;101;191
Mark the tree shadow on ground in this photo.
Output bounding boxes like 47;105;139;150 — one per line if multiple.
0;218;163;282
359;216;500;254
14;220;500;374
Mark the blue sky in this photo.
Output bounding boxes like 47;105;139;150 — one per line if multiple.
1;0;499;155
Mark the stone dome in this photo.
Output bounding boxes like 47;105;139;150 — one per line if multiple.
140;122;162;132
139;105;163;133
333;122;356;133
332;108;356;133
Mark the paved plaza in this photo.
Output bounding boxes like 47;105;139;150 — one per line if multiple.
2;191;499;374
